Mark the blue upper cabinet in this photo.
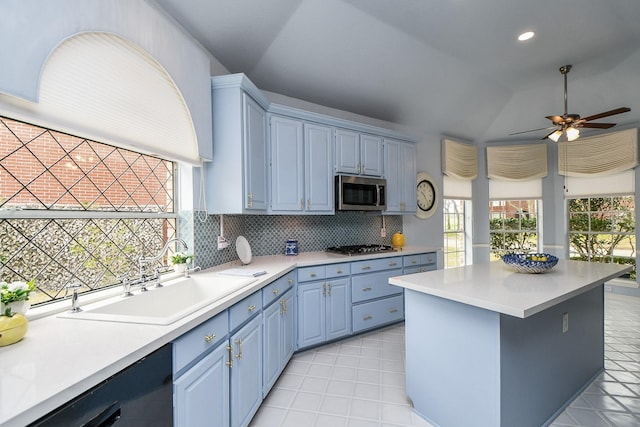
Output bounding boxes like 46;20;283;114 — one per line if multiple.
270;115;333;214
335;129;383;177
384;138;417;214
207;74;269;214
270;115;304;212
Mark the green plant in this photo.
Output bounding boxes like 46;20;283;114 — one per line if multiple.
1;280;36;316
170;252;194;265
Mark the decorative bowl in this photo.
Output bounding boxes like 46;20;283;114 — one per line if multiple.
502;253;558;274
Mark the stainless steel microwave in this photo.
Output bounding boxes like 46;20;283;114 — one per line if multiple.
335;175;387;211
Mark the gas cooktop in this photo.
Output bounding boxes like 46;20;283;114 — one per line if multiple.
325;244;396;256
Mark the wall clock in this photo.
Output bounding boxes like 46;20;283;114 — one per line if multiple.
416;172;439;219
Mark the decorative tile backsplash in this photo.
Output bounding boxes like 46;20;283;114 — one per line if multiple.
182;211;403;270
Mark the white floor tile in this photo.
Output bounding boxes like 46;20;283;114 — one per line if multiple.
250;294;640;427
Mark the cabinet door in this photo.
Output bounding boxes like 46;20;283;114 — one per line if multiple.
305;123;334;212
400;142;417;212
282;289;295;362
230;315;263;427
335;129;360;175
174;342;229;427
262;299;282;395
297;281;326;348
384;139;417;213
384;139;402;212
325;277;352;341
243;93;268;210
360;134;383;176
270;116;304;211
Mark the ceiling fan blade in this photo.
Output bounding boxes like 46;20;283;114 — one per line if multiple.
582;107;630;122
546;115;566;125
580;122;616;129
509;126;556;136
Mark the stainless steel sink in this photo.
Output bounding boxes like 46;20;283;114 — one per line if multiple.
57;274;257;325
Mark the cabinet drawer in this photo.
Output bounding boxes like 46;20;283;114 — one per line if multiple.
351;256;402;274
352;295;404;333
229;291;262;332
351;269;402;303
262;271;295;308
403;252;437;267
173;310;229;374
326;263;350;278
298;265;326;282
403;264;437;275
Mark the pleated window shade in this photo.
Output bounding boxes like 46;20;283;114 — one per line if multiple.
39;32;199;164
558;128;638;177
443;175;472;199
442;139;478;180
487;144;547;181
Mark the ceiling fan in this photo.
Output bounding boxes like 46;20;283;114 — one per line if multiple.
510;64;630;142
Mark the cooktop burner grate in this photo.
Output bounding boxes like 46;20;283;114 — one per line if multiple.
325;244;396;256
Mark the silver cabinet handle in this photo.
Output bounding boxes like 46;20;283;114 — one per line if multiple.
363;315;373;321
226;345;233;367
247;305;256;312
327;282;332;296
389;308;399;313
288;278;294;284
310;273;317;278
272;288;280;295
234;338;243;359
389;262;397;267
204;333;217;343
362;287;372;291
361;266;371;271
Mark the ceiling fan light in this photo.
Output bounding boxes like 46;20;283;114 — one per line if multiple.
548;130;563;142
566;127;580;141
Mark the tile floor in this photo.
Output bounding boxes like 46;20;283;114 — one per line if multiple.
250;292;640;427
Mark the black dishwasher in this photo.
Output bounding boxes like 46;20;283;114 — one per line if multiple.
29;344;173;427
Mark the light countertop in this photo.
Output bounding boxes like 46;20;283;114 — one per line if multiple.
389;260;630;318
0;246;437;426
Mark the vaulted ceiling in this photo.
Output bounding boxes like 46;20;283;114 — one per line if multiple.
154;0;640;143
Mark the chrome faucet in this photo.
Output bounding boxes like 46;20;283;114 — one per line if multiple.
65;283;83;313
139;238;189;279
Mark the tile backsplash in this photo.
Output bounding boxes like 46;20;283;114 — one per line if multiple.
181;211;403;270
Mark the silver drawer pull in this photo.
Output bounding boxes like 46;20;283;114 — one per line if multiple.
204;333;217;343
411;260;417;264
272;288;280;295
361;266;372;271
310;273;317;278
363;315;373;321
389;308;399;313
389;262;397;266
362;287;372;291
288;279;294;284
247;305;256;312
337;269;343;274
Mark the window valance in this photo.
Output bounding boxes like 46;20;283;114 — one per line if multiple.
442;139;478;180
487;144;547;181
558;128;638;177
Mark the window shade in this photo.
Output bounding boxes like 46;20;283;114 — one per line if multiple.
442;139;478;179
443;175;472;199
487;144;547;181
558;128;638;177
489;179;542;200
563;170;635;197
38;32;199;164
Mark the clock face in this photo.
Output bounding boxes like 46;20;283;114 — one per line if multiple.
416;172;438;219
417;180;435;212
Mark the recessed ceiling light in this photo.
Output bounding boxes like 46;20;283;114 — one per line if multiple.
518;31;535;41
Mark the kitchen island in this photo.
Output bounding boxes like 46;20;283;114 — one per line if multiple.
389;260;630;427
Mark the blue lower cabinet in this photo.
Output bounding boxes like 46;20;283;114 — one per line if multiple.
262;289;295;396
230;314;263;427
352;294;404;333
297;277;351;349
174;342;229;427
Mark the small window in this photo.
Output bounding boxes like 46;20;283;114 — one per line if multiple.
443;199;468;268
489;199;540;260
568;196;635;279
0;116;178;305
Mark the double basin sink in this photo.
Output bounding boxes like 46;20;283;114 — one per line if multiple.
58;273;258;325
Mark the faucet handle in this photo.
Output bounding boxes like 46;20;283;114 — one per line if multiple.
65;283;83;313
119;274;133;297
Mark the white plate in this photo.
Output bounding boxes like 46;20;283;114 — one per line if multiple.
236;236;252;265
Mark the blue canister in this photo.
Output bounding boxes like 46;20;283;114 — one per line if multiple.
285;239;298;256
